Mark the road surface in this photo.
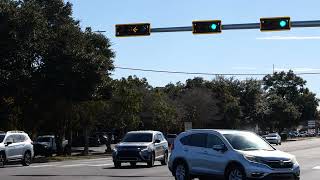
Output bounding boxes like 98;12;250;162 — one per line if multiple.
1;138;320;180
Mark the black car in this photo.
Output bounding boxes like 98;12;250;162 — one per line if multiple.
112;131;169;168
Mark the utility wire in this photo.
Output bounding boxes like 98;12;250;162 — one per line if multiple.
115;66;320;76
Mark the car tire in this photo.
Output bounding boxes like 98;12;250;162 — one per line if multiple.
225;164;246;180
173;161;191;180
130;162;136;167
161;152;168;165
114;161;121;168
22;151;32;166
0;152;6;168
147;152;155;168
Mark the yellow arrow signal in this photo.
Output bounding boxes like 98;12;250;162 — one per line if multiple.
133;26;138;33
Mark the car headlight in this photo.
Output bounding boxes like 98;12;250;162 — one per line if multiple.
244;155;265;164
291;156;298;164
139;146;149;151
113;145;119;152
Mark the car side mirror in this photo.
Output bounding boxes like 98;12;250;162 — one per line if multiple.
5;141;13;146
212;144;227;152
154;139;161;144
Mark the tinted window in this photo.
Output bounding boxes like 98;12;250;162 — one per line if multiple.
19;135;27;142
189;133;207;147
167;134;177;138
122;133;153;142
207;134;224;148
37;137;52;142
5;135;14;143
158;134;165;141
13;135;21;143
223;132;274;151
0;135;5;143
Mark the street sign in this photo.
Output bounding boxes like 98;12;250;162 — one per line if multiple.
308;120;316;128
115;23;150;37
192;20;222;34
260;17;291;31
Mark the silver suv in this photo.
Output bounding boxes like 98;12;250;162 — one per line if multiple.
0;131;34;167
112;130;169;168
168;129;300;180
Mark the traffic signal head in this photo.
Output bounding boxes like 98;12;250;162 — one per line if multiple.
192;20;222;34
0;12;9;33
115;23;150;37
260;17;291;31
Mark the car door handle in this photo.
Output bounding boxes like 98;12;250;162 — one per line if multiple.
183;148;188;152
203;151;208;154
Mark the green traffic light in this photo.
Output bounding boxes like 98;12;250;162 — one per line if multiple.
210;23;217;30
279;20;287;27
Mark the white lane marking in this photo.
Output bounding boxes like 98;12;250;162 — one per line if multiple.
30;164;56;168
87;163;113;167
60;164;87;167
313;166;320;170
76;158;112;162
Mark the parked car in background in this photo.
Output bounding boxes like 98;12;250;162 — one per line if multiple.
112;130;169;168
168;129;300;180
0;131;34;167
166;134;177;146
264;133;282;145
299;131;308;137
72;135;101;147
34;135;68;157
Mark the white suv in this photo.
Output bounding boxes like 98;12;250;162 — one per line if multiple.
168;129;300;180
0;131;34;167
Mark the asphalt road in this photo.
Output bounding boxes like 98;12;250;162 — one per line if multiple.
1;138;320;180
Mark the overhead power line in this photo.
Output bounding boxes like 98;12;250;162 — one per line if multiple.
115;66;320;76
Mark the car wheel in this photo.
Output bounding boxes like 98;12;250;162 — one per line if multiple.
161;152;168;165
174;161;191;180
114;161;121;168
0;152;6;168
226;165;246;180
22;151;32;166
130;162;136;167
147;153;155;167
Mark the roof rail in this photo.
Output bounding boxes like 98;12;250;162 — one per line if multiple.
7;130;25;133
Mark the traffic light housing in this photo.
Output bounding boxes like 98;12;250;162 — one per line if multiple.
115;23;150;37
260;17;291;31
192;20;222;34
0;12;9;33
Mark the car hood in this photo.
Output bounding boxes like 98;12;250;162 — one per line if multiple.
239;149;294;161
117;142;152;147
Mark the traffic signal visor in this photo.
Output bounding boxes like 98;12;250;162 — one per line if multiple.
192;20;222;34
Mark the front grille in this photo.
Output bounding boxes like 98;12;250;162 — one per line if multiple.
117;150;140;157
265;160;293;169
263;173;296;180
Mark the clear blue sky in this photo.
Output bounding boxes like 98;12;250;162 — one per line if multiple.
68;0;320;97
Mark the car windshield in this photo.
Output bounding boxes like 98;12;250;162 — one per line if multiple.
223;132;274;151
167;135;176;138
36;137;51;142
122;133;153;142
0;135;5;143
267;134;277;137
